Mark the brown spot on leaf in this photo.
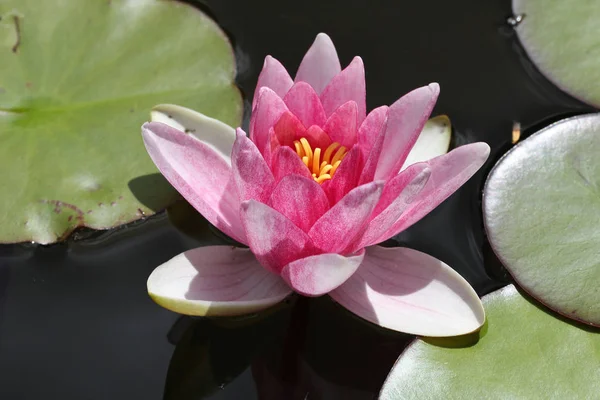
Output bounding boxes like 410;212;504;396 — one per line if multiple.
11;15;21;53
40;200;85;222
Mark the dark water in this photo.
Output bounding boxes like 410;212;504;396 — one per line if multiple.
0;0;594;399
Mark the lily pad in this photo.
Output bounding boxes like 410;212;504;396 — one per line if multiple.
513;0;600;107
380;285;600;399
483;114;600;326
0;0;242;244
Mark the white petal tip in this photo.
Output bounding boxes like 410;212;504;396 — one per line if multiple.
428;82;440;94
315;32;334;44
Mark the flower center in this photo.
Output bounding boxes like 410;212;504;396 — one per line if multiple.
293;138;347;184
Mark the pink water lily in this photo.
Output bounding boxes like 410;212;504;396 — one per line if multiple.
142;33;489;336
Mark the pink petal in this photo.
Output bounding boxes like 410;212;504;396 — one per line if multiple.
309;181;383;253
142;122;246;244
354;165;431;250
323;101;359;148
147;246;291;316
150;104;236;163
373;163;431;216
283;82;327;128
358;106;389;157
320;56;366;123
381;142;490;239
252;56;294;109
329;246;485;336
295;33;342;95
304;125;332;150
374;83;440;181
250;87;289;155
273;111;306;147
281;250;365;297
262;127;278;168
232;129;275;203
325;146;364;204
271;145;312;181
269;175;330;233
358;116;387;185
241;200;316;274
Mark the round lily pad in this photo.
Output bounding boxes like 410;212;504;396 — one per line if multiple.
483;114;600;326
0;0;242;244
513;0;600;107
380;285;600;399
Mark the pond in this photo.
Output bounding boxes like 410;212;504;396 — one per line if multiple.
0;0;594;398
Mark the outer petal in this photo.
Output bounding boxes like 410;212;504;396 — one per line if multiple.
147;246;291;316
250;87;289;155
283;82;327;128
232;129;275;203
320;56;366;123
309;181;383;253
374;83;440;181
281;250;365;297
381;142;490;238
272;146;312;181
142;122;246;244
253;56;294;109
269;175;330;233
150;104;235;163
295;33;342;95
329;246;485;336
357;105;388;157
323;101;359;148
358;115;388;185
354;165;431;250
241;200;316;274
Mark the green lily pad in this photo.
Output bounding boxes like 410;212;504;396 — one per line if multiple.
0;0;242;244
483;114;600;326
380;285;600;399
513;0;600;107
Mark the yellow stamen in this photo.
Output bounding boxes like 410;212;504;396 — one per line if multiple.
312;148;321;174
316;174;332;184
331;146;347;165
330;160;342;175
292;137;348;184
299;138;313;165
323;142;340;163
319;164;333;176
294;140;303;157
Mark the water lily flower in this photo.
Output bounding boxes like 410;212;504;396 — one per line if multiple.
142;33;490;337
